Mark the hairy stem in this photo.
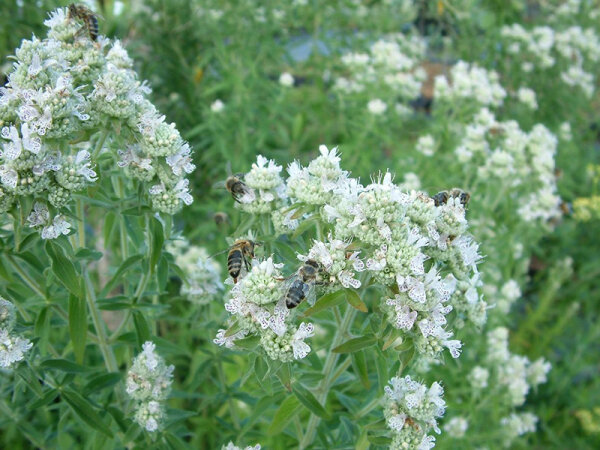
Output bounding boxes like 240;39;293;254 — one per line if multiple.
73;197;119;373
83;269;118;372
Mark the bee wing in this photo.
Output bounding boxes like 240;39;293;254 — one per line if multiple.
304;282;317;306
207;248;229;259
278;273;300;296
212;179;227;190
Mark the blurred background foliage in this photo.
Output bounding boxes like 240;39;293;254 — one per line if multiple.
1;0;599;448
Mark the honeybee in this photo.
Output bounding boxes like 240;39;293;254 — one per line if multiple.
281;259;323;309
213;211;229;226
225;174;255;203
68;3;100;41
432;188;470;207
227;239;259;283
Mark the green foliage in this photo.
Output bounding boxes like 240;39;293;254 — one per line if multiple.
0;1;599;449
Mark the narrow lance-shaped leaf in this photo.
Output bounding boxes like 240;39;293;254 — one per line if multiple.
45;241;82;298
302;290;346;317
345;289;368;312
68;294;87;364
292;384;330;420
149;216;165;273
352;350;371;389
332;335;378;354
267;395;302;435
62;388;113;437
132;310;151;346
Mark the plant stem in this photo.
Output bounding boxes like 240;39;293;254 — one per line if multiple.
73;196;119;373
83;269;118;372
6;255;45;300
354;396;381;420
91;129;109;160
117;179;129;262
299;305;356;449
75;197;85;249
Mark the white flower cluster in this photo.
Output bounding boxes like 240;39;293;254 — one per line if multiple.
297;236;364;289
501;23;600;97
0;297;33;369
485;327;551;407
443;416;468;438
236;155;286;215
455;108;562;224
216;146;483;362
287;145;347;206
334;34;427;108
434;61;507;108
383;375;446;450
0;7;195;236
168;239;223;305
126;341;174;432
324;172;483;358
222;443;261;450
416;134;436;157
500;412;538;447
214;257;316;362
516;87;538;110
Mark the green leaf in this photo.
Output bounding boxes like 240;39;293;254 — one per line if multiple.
332;335;377;353
267;395;301;435
375;351;388;395
68;294;87;364
291;113;304;141
103;212;116;246
101;254;144;296
34;306;49;341
398;346;415;373
302;290;345;317
164;432;191;450
18;232;39;253
40;359;92;373
352;350;371;389
97;300;132;311
62;388;113;437
367;434;392;445
291;216;318;239
224;320;241;337
276;363;292;392
45;241;82;298
149;217;165;273
292;384;330;419
83;373;122;395
16;364;43;398
132;310;151;346
234;335;260;350
27;389;58;411
74;248;103;261
345;289;368;312
157;255;168;290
